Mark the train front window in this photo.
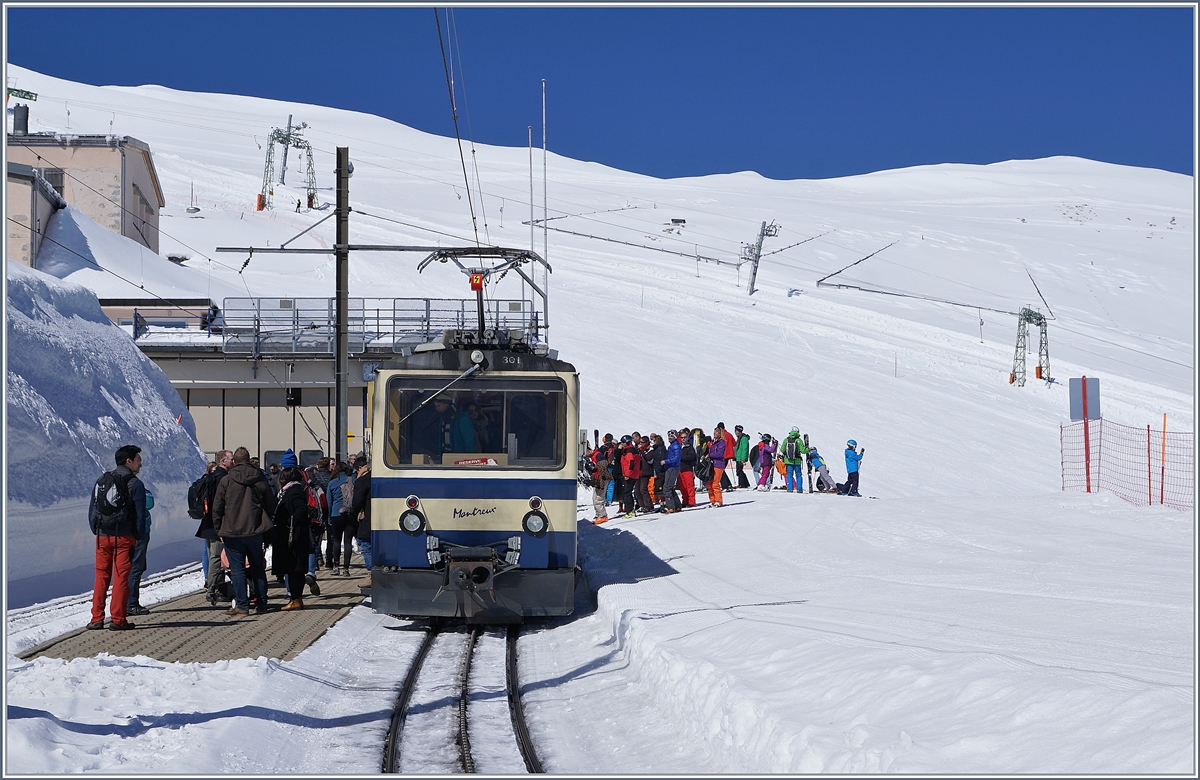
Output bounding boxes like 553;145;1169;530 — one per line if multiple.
385;377;565;469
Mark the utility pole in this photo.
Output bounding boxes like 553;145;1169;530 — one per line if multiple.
335;147;350;463
542;79;549;337
279;115;293;185
746;220;779;296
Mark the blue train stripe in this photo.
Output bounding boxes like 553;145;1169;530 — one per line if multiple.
373;477;577;501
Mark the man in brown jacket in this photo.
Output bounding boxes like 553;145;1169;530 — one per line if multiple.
212;447;277;616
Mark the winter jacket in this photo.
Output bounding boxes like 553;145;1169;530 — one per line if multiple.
845;448;863;474
781;433;809;465
194;466;228;541
89;464;147;538
679;442;697;472
663;440;682;469
212;462;277;539
808;451;826;470
621;447;643;480
328;472;351;516
722;429;737;464
734;433;750;462
350;469;372;541
309;465;332;493
758;441;778;464
708;438;728;469
270;482;312;575
592;458;613;485
450;409;479;452
646;444;667;477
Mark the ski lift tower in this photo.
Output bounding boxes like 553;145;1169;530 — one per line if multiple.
1010;306;1050;386
257;117;318;211
745;220;780;296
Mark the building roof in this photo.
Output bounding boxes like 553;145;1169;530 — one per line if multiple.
6;133;165;208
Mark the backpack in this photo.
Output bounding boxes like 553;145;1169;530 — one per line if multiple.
694;456;714;482
90;471;130;534
339;479;354;512
187;472;210;520
785;438;799;461
305;486;323;526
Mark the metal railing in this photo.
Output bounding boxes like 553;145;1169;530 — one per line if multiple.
218;297;537;355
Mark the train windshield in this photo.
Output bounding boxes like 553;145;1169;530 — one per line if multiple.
384;377;565;469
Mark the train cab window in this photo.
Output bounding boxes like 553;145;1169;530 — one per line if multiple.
385;377;565;469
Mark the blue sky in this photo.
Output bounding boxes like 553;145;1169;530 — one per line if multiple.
5;6;1194;179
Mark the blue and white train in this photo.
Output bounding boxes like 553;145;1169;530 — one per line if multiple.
367;340;580;623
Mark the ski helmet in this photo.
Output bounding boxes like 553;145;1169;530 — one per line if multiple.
847;439;857;448
790;426;800;434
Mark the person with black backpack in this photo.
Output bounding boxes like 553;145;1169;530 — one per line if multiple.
192;450;232;606
87;444;148;630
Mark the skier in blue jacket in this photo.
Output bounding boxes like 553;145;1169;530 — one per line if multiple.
661;432;683;513
841;440;864;496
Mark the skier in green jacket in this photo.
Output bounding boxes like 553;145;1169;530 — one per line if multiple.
733;425;752;489
780;427;809;493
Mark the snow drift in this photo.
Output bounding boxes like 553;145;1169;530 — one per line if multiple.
5;261;206;607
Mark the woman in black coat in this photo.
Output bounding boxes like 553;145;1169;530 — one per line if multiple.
348;461;372;588
271;466;313;610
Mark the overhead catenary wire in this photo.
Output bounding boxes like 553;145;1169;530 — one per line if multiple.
434;8;482;252
449;8;490;246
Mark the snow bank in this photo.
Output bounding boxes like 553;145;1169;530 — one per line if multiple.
5;262;206;607
35;204;242;301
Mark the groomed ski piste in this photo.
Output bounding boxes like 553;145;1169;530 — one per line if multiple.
4;64;1195;773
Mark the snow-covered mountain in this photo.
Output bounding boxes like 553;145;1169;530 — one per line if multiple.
3;64;1193;773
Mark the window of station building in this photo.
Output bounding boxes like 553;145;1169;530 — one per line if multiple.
38;168;64;197
384;377;564;469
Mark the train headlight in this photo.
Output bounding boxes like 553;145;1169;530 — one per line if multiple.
406;495;420;509
522;510;548;537
399;509;426;535
528;496;543;510
470;349;485;365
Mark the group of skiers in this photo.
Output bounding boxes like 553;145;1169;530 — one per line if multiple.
581;423;865;523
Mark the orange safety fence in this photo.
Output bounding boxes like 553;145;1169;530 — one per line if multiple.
1061;418;1194;511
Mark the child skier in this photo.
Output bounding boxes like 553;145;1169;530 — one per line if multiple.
840;440;864;496
755;434;777;491
808;447;835;492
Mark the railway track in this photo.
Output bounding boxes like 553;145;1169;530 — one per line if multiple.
384;622;543;774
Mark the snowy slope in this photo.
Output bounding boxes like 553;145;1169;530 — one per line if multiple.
3;64;1194;773
5;263;206;607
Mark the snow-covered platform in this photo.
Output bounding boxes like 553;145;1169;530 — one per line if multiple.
19;566;368;664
